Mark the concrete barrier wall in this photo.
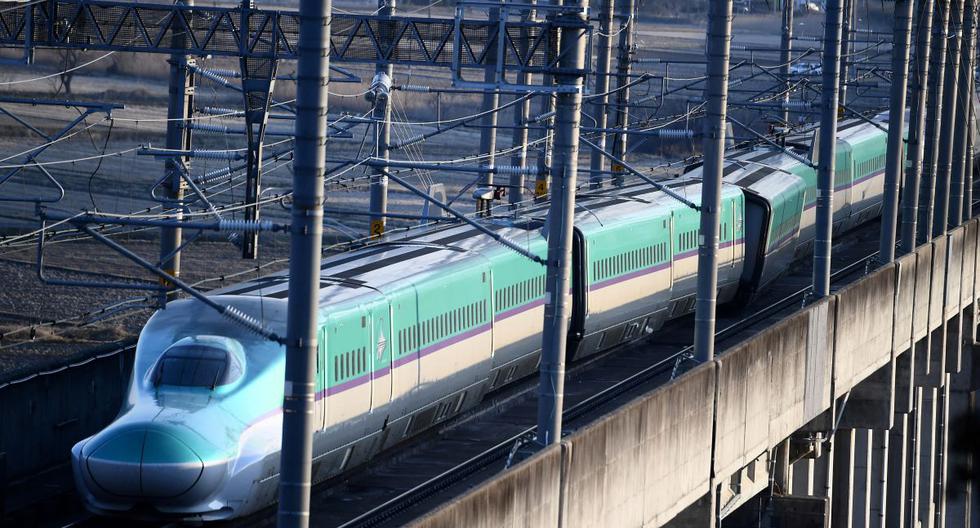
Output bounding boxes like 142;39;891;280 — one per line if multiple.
0;347;133;482
713;308;816;479
409;444;564;528
803;298;835;424
410;220;980;528
561;362;715;528
768;309;811;446
894;252;917;355
947;226;965;318
931;236;948;331
961;220;977;307
833;265;896;398
914;243;934;342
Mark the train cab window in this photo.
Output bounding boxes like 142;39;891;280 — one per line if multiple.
153;336;244;389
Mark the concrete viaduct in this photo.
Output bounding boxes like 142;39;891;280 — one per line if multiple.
407;219;980;528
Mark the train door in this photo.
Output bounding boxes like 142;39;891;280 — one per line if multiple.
387;285;419;418
368;297;392;415
732;196;745;268
317;326;328;431
324;307;372;440
833;142;853;232
718;197;735;274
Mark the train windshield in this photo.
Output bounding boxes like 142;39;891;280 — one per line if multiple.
153;336;244;389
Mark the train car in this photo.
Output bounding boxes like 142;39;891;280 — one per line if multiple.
71;114;907;523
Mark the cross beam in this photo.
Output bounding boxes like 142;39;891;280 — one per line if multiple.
0;0;576;71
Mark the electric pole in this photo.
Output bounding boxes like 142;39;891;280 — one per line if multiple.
813;0;845;298
779;0;794;126
900;0;937;254
536;0;590;447
693;0;734;363
589;0;615;189
878;0;915;263
933;0;966;236
368;0;395;238
918;0;952;245
610;0;635;186
276;0;330;523
159;0;194;307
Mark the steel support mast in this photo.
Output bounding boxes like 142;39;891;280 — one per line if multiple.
478;8;501;197
965;44;977;216
901;0;937;254
610;0;635;186
536;0;589;447
933;0;966;236
950;0;976;225
693;0;734;363
918;1;952;244
589;0;615;188
276;0;330;524
368;0;395;237
813;0;845;298
533;1;556;202
509;4;536;206
159;0;194;306
837;0;853;107
779;0;794;125
879;0;915;263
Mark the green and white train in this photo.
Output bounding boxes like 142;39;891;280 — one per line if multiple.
71;111;924;521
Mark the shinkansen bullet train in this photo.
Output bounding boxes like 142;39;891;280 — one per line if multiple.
69;111;960;521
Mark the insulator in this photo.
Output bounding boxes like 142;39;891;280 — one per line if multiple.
218;219;275;232
493;165;540;176
530;110;556;123
205;68;240;78
199;106;244;117
399;84;431;93
222;306;268;337
784;101;812;110
370;72;392;96
656;129;694;139
189;149;245;161
391;134;426;149
195;68;234;87
189;123;231;134
194;166;236;186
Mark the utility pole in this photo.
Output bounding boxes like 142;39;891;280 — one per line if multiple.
933;0;966;236
693;0;734;364
950;0;976;226
878;0;915;264
918;1;952;245
510;4;536;207
479;8;501;200
159;0;194;307
276;0;329;523
610;0;635;186
813;0;845;299
901;0;937;254
589;0;615;188
837;0;853;108
368;0;395;238
966;64;977;217
536;0;589;447
779;0;794;126
533;1;556;202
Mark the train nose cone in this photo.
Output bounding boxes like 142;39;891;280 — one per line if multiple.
139;428;205;497
83;425;209;499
